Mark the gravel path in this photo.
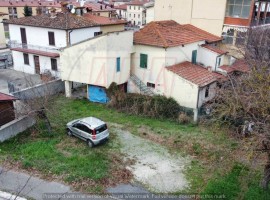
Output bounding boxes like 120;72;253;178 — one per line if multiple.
112;125;190;193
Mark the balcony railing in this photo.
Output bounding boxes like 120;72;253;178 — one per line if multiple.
9;41;60;54
251;17;270;27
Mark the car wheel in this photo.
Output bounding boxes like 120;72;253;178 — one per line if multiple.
67;129;73;137
87;140;94;148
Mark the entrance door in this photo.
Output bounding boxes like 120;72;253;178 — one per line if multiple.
20;28;27;47
34;55;40;74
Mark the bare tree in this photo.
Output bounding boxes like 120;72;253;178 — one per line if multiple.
205;26;270;189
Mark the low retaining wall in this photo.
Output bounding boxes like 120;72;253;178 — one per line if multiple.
12;79;65;100
0;116;35;142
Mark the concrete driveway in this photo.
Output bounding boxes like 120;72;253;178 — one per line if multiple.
0;68;42;94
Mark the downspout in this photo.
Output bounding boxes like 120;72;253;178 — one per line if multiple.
67;30;73;46
215;54;222;71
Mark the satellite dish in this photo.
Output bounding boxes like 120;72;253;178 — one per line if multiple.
71;8;75;14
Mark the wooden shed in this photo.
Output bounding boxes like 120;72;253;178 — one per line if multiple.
0;92;17;126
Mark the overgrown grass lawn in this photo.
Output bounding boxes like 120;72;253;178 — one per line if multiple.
0;96;269;197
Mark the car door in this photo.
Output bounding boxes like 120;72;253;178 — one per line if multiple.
80;124;92;139
71;123;83;137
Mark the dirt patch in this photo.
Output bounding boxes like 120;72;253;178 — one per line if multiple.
112;126;190;193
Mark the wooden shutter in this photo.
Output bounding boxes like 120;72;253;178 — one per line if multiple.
48;32;55;46
140;54;148;68
116;57;120;72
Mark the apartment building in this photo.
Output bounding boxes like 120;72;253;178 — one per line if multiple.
154;0;270;43
126;0;150;27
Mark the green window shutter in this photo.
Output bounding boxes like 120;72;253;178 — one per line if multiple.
140;54;148;69
116;57;120;72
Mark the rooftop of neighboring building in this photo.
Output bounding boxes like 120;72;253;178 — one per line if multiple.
0;92;17;102
0;0;62;8
201;44;228;55
166;61;224;87
114;4;127;10
219;59;250;74
5;12;99;30
83;13;127;25
134;20;222;48
127;0;150;6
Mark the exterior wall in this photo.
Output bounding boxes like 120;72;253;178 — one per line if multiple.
146;6;154;24
70;27;101;45
0;15;6;46
12;51;60;77
100;24;125;34
154;0;193;24
198;82;217;108
165;42;204;67
0;101;15;126
197;47;219;70
131;45;166;95
164;69;199;109
154;0;227;36
9;24;67;48
61;31;133;88
127;5;145;26
0;6;39;19
191;0;227;36
0;116;35;143
116;9;127;19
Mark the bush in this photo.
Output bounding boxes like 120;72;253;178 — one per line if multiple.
106;83;192;121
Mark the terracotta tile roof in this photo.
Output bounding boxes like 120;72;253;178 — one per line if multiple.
0;0;62;8
201;44;227;55
73;2;115;12
220;60;250;74
0;92;17;101
127;0;150;6
114;4;127;10
134;20;222;48
10;47;60;58
166;61;219;87
83;14;127;25
5;13;99;30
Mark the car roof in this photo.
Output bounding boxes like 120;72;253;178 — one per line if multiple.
79;117;105;129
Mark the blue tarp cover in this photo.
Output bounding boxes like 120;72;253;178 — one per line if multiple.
88;85;108;104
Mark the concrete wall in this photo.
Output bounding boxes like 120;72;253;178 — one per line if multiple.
165;42;204;66
165;69;199;109
154;0;227;36
61;31;133;88
12;79;64;100
198;82;217;108
146;6;154;24
100;24;125;34
0;15;7;46
0;116;35;142
70;27;101;45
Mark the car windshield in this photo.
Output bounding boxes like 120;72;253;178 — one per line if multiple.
95;124;107;134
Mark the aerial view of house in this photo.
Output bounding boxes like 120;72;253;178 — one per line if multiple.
0;0;269;200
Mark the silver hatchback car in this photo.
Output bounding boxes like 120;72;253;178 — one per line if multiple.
66;117;109;148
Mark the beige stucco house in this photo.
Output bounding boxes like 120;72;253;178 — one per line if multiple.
130;20;229;121
60;30;133;101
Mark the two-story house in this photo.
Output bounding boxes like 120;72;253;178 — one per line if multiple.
129;20;233;121
60;30;133;103
5;8;126;77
